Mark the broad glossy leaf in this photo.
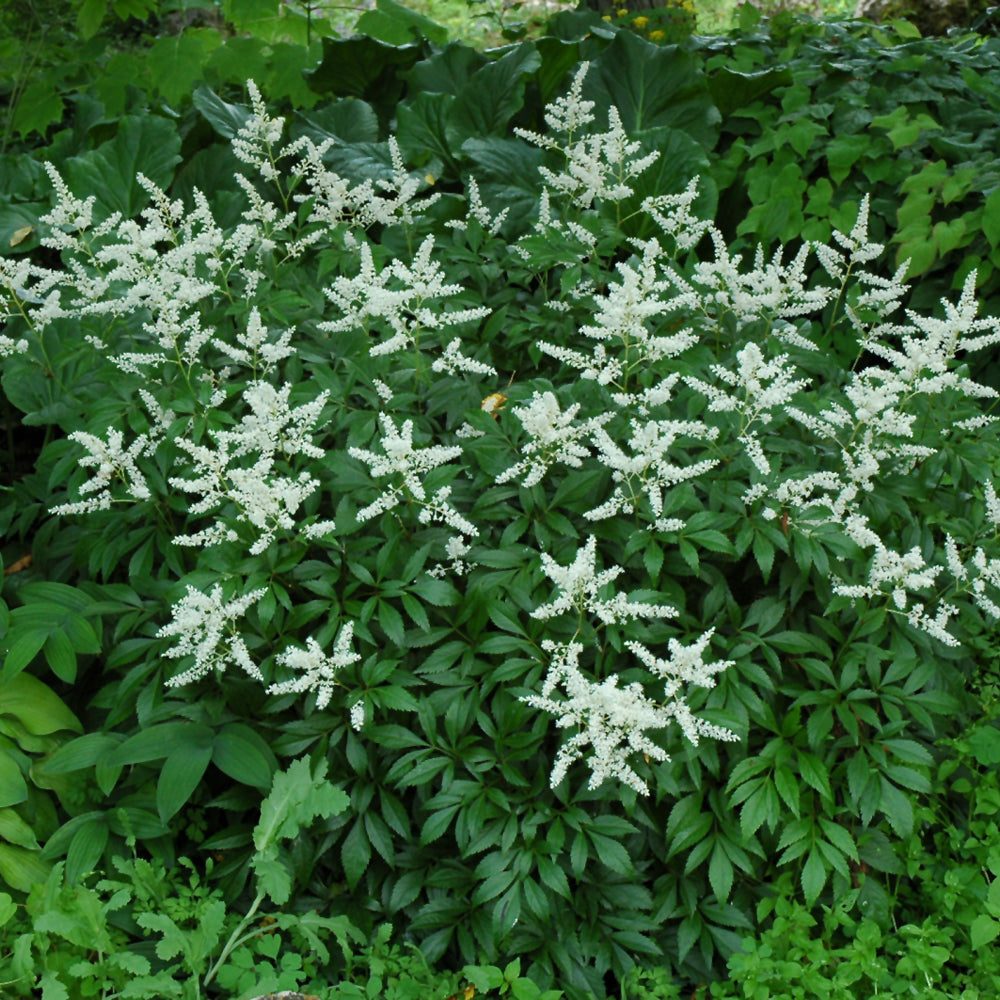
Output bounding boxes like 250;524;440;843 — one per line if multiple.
0;673;82;736
63;114;182;221
192;86;252;139
355;0;448;46
212;723;278;789
583;33;719;146
447;46;542;146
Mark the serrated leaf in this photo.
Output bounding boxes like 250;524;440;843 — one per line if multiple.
253;756;349;853
341;818;371;889
708;841;734;902
878;777;914;839
818;818;858;862
800;847;827;906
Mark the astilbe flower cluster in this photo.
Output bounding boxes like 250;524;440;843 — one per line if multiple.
6;68;1000;797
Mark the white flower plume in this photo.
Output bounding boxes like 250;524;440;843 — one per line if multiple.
160;585;267;687
348;413;464;521
531;535;676;624
267;624;361;710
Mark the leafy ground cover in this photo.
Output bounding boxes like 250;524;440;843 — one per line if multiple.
3;3;1000;999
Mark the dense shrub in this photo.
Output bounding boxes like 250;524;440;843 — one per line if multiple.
3;5;1000;998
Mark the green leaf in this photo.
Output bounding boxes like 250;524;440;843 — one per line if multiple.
43;630;78;684
881;738;933;768
10;79;64;141
537;855;571;899
298;98;380;148
590;833;632;875
800;847;827;906
212;723;277;789
253;756;349;853
878;777;914;839
63;114;183;221
341;818;371;890
0;673;82;736
192;86;252;139
157;742;214;823
984;189;1000;249
106;722;208;767
77;0;109;37
0;809;40;851
355;0;448;45
0;843;51;892
473;868;518;906
818;818;858;862
304;35;421;101
146;31;222;106
708;841;734;902
753;533;774;581
411;576;462;607
708;67;793;118
3;603;100;683
462;136;544;233
583;32;719;145
38;971;70;1000
397;92;458;173
486;600;526;636
448;46;542;145
64;816;109;885
795;751;832;801
0;756;27;809
971;914;1000;950
858;829;902;874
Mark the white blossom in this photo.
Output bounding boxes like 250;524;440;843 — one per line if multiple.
160;585;267;686
266;624;361;710
50;429;151;515
319;236;489;355
232;80;286;179
496;391;610;488
349;414;464;521
530;535;676;624
445;176;509;236
833;544;944;610
522;634;737;795
430;337;497;378
585;418;719;521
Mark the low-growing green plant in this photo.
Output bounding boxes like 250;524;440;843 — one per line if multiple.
4;34;1000;1000
0;755;362;998
701;10;1000;356
0;670;83;893
600;0;698;45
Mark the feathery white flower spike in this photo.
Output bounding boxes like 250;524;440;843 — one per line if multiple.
267;624;362;710
160;585;268;687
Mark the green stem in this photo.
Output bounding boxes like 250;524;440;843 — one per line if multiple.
202;888;268;989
